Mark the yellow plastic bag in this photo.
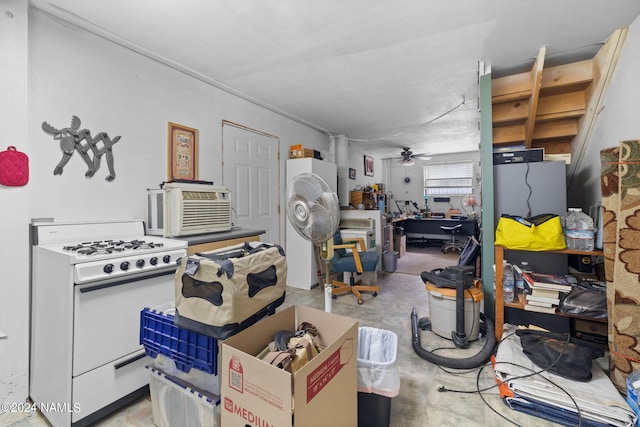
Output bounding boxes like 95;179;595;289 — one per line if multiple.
495;214;566;251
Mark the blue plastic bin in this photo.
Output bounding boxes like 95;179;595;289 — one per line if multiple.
140;304;218;374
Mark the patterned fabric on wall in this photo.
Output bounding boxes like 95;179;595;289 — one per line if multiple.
600;140;640;393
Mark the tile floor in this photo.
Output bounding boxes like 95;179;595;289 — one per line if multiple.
2;247;599;426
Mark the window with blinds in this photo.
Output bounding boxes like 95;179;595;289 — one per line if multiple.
424;161;473;196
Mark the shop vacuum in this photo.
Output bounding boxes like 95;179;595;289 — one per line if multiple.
411;264;496;369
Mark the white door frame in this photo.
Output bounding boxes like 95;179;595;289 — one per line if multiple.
221;120;282;244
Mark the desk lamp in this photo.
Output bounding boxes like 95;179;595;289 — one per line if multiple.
463;195;477;215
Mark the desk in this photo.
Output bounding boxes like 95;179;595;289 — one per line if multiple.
174;228;265;255
399;218;476;242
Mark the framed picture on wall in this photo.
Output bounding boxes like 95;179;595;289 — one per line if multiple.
364;155;374;176
168;122;198;181
349;168;356;180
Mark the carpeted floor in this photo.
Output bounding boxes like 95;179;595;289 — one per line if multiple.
394;245;461;275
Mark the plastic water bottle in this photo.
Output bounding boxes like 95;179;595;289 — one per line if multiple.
564;208;595;251
515;261;532;294
503;261;515;303
514;264;524;294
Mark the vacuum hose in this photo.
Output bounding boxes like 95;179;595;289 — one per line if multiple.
452;277;468;348
411;308;496;369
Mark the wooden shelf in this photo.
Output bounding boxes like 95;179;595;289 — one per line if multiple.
350;190;388;212
494;245;606;340
502;247;603;256
504;293;607;323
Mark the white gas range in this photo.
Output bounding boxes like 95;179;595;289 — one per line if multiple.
29;220;187;427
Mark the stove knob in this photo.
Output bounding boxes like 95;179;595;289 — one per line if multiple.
163;255;171;264
150;257;158;265
103;263;114;274
120;261;130;271
136;259;145;269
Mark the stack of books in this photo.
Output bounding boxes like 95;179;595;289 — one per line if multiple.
521;272;573;314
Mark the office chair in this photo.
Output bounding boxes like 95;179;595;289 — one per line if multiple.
440;223;465;254
330;229;380;305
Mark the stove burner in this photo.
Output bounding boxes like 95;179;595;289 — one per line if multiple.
63;239;166;255
78;246;114;255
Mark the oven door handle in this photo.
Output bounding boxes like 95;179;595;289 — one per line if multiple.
78;269;177;293
114;349;147;370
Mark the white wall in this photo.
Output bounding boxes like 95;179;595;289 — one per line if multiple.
346;142;385;191
386;151;482;215
0;0;29;407
1;6;328;404
28;9;328;224
569;17;640;209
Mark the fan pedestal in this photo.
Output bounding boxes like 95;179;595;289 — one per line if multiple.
324;284;332;313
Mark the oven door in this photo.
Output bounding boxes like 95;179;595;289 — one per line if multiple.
72;269;175;377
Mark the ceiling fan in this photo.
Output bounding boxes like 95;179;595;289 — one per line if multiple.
393;147;432;166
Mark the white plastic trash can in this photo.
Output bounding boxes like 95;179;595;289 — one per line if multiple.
383;251;398;273
357;327;400;427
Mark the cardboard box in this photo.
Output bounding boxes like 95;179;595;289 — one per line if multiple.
289;144;303;158
221;305;358;426
444;209;460;219
289;144;315;159
573;318;607;345
394;235;406;259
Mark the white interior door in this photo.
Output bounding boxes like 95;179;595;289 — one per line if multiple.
222;123;280;244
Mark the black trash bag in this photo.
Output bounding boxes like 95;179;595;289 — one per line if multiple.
516;330;604;382
559;289;607;319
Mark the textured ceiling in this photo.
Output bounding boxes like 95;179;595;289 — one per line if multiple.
32;0;640;160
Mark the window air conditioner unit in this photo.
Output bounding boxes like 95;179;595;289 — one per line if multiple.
146;182;232;237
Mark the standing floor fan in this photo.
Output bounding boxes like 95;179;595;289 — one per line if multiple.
286;172;340;312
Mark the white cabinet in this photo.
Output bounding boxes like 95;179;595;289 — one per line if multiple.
285;158;337;290
340;210;385;271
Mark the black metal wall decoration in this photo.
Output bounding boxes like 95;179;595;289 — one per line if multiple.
42;115;121;181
